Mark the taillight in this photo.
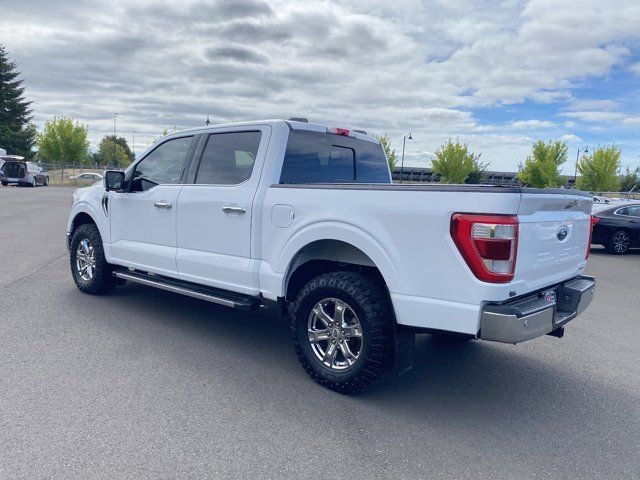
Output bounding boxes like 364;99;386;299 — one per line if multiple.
586;216;600;259
451;214;519;283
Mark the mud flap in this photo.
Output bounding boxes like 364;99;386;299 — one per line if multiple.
394;328;415;376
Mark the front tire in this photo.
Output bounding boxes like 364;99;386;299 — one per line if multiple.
290;271;395;394
606;230;631;255
70;223;116;294
44;176;49;186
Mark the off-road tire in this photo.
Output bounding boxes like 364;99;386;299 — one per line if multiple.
290;271;395;394
70;223;116;294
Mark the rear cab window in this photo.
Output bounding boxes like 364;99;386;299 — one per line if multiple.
279;130;390;184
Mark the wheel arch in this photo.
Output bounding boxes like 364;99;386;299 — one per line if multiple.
70;211;98;236
282;237;397;302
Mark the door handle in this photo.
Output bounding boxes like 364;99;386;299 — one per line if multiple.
154;201;173;209
222;206;246;214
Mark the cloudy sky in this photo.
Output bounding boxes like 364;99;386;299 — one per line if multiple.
1;0;639;172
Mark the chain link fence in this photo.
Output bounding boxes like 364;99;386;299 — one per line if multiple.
38;163;122;185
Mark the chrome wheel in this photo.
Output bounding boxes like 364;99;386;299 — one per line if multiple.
612;231;631;254
307;297;363;371
75;238;96;281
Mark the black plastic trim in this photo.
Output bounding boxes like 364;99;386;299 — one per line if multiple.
270;183;593;196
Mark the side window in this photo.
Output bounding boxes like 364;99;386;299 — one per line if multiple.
195;131;261;185
615;207;629;216
132;136;193;191
627;206;640;217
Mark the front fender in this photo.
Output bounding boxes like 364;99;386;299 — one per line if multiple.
67;186;110;257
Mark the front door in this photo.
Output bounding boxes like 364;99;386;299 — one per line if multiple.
176;128;269;294
109;135;196;277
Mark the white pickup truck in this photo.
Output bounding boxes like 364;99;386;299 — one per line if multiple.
67;118;596;393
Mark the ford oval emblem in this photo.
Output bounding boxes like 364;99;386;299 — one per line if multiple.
557;225;569;241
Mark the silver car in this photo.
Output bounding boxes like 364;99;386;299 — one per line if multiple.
0;159;49;187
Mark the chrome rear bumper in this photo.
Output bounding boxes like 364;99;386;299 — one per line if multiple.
479;276;595;344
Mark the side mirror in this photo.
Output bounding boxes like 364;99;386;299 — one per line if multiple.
104;170;125;192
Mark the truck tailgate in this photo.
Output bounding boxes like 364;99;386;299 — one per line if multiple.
514;192;592;293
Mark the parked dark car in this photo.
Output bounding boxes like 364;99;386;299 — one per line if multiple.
0;159;49;187
592;203;640;254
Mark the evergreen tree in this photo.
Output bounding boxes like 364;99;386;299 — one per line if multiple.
0;44;35;158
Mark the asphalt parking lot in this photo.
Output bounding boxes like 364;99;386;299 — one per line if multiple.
1;186;639;479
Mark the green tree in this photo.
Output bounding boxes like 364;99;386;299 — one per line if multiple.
576;145;621;192
375;133;397;170
466;158;489;184
0;44;36;158
98;136;130;167
431;138;480;184
102;135;134;164
620;166;640;192
518;140;568;188
36;116;89;165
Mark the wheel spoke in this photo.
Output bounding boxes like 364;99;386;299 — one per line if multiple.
338;340;357;365
333;299;347;325
323;342;338;367
313;304;333;327
308;329;330;343
342;325;362;338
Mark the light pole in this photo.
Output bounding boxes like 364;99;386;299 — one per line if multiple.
205;115;211;126
399;132;413;183
113;113;119;169
573;146;588;188
132;131;135;160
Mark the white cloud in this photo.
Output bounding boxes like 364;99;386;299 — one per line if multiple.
560;134;582;142
509;120;555;130
0;0;639;170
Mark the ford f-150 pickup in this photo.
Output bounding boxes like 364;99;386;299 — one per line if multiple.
67;118;596;393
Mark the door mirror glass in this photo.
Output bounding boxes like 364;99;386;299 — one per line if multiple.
104;170;125;191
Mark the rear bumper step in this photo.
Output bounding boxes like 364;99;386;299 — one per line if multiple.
113;270;261;311
479;276;595;344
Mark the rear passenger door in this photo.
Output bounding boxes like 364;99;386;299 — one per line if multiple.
176;127;270;294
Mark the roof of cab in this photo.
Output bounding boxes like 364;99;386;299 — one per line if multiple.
170;119;379;144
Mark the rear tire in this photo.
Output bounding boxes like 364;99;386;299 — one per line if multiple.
70;223;116;294
1;182;7;186
44;176;49;186
606;230;631;255
290;271;395;394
